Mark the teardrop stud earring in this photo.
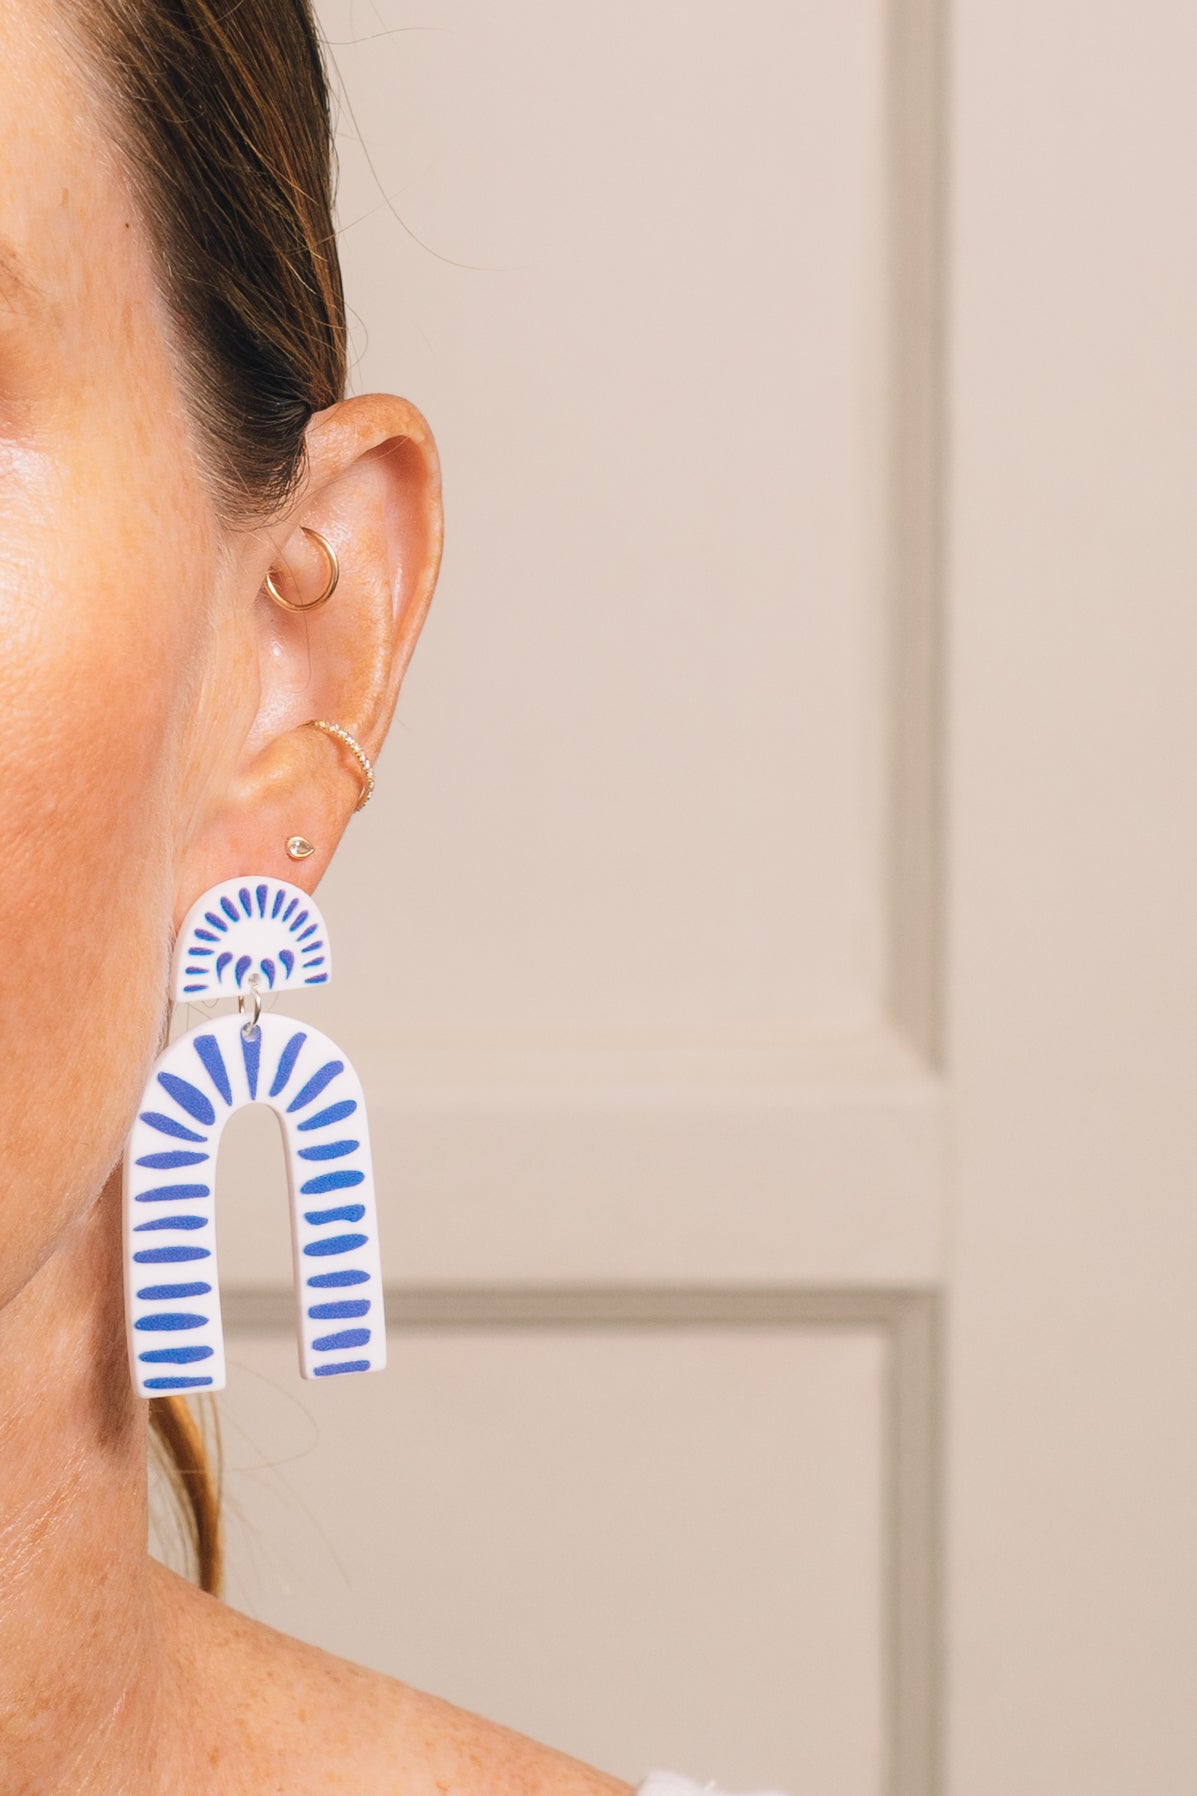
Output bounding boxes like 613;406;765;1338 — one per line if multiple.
122;876;386;1394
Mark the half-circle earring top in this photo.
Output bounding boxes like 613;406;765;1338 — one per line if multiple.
121;875;386;1394
265;525;340;613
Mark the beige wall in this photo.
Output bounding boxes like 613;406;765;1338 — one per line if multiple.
948;2;1197;1790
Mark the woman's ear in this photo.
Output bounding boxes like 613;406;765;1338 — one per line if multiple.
174;393;443;922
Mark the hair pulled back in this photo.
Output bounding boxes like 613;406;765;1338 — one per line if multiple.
75;0;347;524
74;0;351;1592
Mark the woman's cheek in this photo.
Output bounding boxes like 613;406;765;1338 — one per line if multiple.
0;494;197;1298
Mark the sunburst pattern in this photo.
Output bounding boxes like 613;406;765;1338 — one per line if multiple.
170;877;331;1000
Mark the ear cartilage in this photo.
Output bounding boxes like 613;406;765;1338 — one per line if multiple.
122;877;386;1395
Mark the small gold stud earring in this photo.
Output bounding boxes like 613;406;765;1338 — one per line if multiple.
286;836;316;860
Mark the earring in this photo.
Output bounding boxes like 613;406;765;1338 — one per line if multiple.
122;877;385;1395
304;720;375;811
265;526;340;613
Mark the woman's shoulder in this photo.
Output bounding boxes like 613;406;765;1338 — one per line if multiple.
151;1558;633;1795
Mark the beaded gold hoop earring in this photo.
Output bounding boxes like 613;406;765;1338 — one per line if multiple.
305;719;375;811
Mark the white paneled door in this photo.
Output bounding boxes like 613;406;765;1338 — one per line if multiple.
153;3;1197;1792
948;3;1197;1792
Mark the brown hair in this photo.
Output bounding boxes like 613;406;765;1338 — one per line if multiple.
75;0;350;1592
149;1392;225;1595
72;0;347;525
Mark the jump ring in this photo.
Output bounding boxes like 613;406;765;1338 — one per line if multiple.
238;980;263;1037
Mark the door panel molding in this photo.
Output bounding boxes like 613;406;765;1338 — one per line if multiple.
223;1284;941;1796
885;0;948;1065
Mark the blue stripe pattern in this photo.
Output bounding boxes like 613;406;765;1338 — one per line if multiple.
297;1099;356;1132
300;1169;364;1196
312;1327;371;1351
129;976;380;1389
173;880;330;997
303;1203;366;1226
298;1138;359;1160
135;1183;210;1203
194;1034;232;1105
287;1061;344;1113
156;1074;215;1126
139;1112;208;1143
269;1031;307;1098
303;1232;368;1257
241;1026;261;1099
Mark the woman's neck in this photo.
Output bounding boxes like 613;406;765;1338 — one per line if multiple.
0;1161;173;1794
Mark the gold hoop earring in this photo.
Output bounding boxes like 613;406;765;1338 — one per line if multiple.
305;719;376;812
265;527;340;613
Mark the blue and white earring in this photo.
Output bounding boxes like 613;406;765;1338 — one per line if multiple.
123;869;384;1394
123;705;385;1394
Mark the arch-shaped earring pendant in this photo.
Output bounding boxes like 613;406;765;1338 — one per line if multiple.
122;877;385;1395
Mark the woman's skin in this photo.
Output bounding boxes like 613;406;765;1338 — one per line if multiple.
0;5;633;1792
